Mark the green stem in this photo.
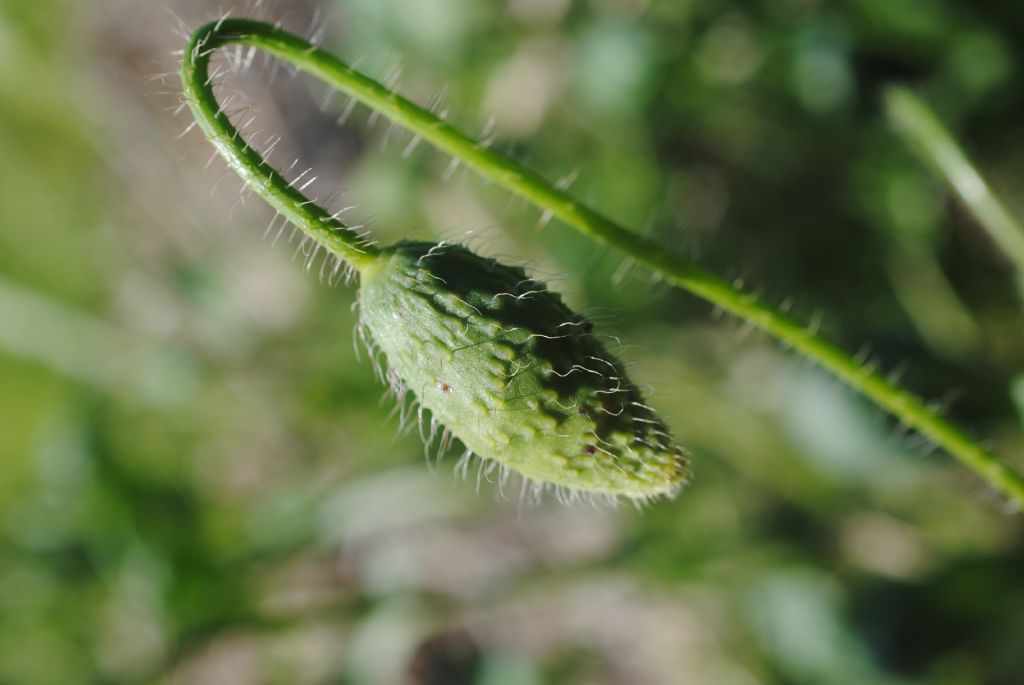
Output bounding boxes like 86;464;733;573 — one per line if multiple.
180;21;378;270
884;86;1024;285
180;19;1024;510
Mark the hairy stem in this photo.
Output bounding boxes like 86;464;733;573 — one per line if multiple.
180;20;378;269
885;86;1024;288
180;18;1024;510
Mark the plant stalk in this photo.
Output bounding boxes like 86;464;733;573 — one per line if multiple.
180;19;1024;510
885;86;1024;289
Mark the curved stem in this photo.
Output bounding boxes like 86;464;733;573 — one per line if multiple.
180;20;378;270
179;19;1024;510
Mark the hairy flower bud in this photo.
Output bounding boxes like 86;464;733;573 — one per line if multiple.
359;241;689;500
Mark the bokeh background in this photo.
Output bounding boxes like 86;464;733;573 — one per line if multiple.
2;0;1024;683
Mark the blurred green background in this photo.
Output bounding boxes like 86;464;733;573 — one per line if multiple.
2;0;1024;683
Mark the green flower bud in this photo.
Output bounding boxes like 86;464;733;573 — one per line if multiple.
358;241;689;501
